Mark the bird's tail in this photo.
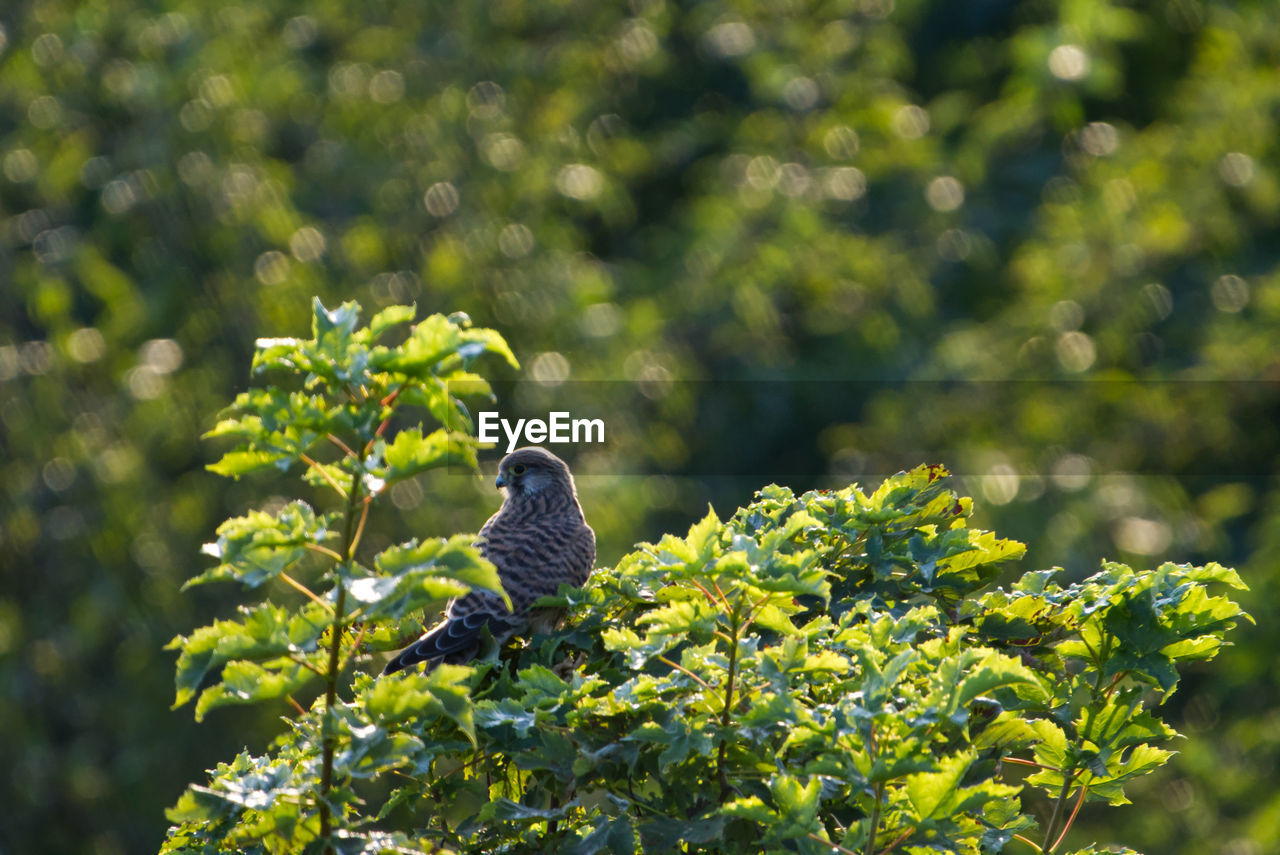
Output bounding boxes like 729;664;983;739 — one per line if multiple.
381;612;518;675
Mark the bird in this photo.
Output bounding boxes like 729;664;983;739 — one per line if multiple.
382;446;595;675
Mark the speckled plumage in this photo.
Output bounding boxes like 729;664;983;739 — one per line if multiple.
382;447;595;675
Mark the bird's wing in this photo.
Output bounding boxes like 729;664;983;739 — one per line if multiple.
381;593;520;675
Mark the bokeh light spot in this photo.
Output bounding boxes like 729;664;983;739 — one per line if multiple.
982;464;1020;506
67;328;106;363
42;458;76;492
4;148;38;182
369;70;405;104
1055;331;1096;372
926;176;964;211
1079;122;1119;156
289;226;326;262
1048;44;1089;81
823;125;859;160
1211;274;1249;313
556;164;604;200
27;95;63;129
498;223;535;259
782;76;820;111
777;163;811;197
1051;454;1093;491
704;21;755;58
1049;300;1085;332
581;303;622;338
893;104;929;139
424;181;459;217
1114;517;1172;555
282;16;318;49
254;251;290;286
19;341;53;375
141;339;184;374
530;351;570;386
823;167;866;201
32;33;64;67
126;366;166;400
1218;152;1255;187
1143;282;1173;320
481;133;526;171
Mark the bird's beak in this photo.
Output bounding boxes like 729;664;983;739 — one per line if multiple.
495;472;507;489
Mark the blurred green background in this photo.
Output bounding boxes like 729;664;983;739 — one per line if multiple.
2;0;1277;852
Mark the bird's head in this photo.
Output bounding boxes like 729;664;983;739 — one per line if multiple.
494;447;576;498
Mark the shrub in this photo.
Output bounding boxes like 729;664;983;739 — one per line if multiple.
163;300;1248;855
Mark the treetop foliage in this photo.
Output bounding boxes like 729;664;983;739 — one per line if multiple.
162;301;1248;855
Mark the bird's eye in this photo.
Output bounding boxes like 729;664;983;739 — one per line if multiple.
510;464;527;476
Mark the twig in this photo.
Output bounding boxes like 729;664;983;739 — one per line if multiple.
326;433;358;458
281;572;335;612
304;543;346;564
805;833;859;855
1011;834;1043;852
876;827;913;855
301;453;347;497
1001;756;1058;772
287;653;326;677
1050;783;1088;852
1040;773;1076;854
657;655;713;692
350;496;372;556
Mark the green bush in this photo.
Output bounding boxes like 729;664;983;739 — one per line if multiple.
163;301;1248;855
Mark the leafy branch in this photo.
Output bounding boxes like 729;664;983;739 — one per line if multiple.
163;301;1248;855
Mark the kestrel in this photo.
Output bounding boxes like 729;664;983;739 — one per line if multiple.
382;446;595;674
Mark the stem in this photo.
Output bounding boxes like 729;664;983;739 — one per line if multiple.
689;579;722;606
303;543;346;564
350;496;372;556
1011;834;1043;852
1040;772;1076;854
547;790;561;839
338;622;369;673
865;722;882;855
864;781;883;855
1050;783;1088;852
1001;756;1058;772
657;655;713;692
806;833;859;855
318;467;362;852
280;571;336;612
716;607;741;801
301;453;348;497
287;653;326;677
877;827;914;855
326;433;358;458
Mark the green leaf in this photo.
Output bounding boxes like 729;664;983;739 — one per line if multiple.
312;296;360;342
206;447;291;478
168;603;328;713
638;816;726;848
363;665;475;742
373;535;509;611
948;649;1047;716
194;658;314;721
568;813;636;855
345;573;469;622
364;304;417;342
905;752;972;821
189;501;333;589
380;427;477;483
